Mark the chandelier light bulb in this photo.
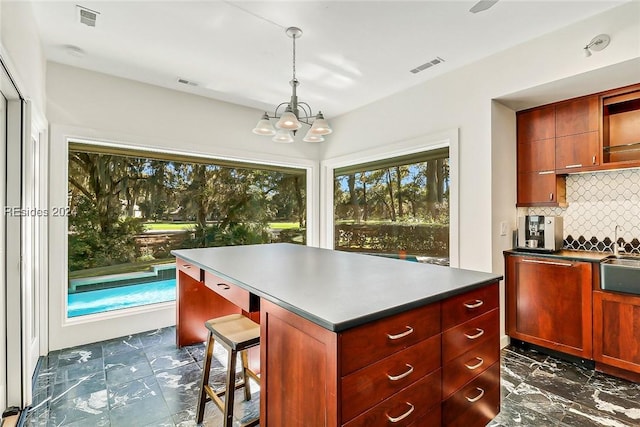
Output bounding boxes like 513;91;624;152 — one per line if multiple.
252;113;276;135
303;131;325;143
309;112;333;135
276;109;302;130
272;129;295;143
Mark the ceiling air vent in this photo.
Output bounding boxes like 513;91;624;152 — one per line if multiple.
177;78;198;87
77;5;99;27
410;57;445;74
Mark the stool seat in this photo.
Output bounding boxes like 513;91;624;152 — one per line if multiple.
205;314;260;351
197;314;260;427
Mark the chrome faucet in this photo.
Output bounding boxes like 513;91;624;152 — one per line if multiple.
614;225;623;257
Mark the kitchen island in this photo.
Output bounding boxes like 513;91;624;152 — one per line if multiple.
172;243;502;426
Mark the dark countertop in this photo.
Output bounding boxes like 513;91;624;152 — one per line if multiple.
172;244;502;332
504;248;612;262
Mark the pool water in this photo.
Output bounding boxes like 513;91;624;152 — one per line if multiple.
68;278;176;317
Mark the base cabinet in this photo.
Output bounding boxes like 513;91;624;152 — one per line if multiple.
593;291;640;375
260;283;500;426
505;255;592;359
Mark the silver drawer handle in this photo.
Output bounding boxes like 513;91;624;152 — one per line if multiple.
386;364;414;381
181;264;191;269
465;387;485;403
565;164;582;169
387;326;414;340
521;259;573;267
592;155;596;165
464;357;484;370
538;170;554;175
386;402;415;423
464;328;485;340
463;300;483;309
217;283;231;290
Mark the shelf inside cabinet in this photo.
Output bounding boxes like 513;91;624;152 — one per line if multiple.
602;88;640;164
603;141;640;153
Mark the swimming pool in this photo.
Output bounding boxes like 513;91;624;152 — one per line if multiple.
68;278;176;317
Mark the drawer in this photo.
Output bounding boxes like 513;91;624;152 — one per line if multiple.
442;283;499;330
406;405;440;427
443;361;501;427
340;302;441;376
204;271;259;313
342;369;441;427
442;333;499;399
176;258;203;282
442;308;499;363
341;335;441;422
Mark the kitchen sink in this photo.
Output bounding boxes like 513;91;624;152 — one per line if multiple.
600;255;640;295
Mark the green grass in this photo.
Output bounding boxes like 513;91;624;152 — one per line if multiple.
144;222;196;231
268;222;300;229
143;222;301;231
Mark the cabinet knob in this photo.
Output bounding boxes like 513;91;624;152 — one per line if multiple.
593;155;597;165
386;402;415;423
386;326;414;340
464;328;485;340
465;387;486;403
463;300;484;309
386;364;414;381
549;192;554;201
464;357;484;370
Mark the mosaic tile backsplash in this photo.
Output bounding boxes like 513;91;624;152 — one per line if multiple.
519;168;640;254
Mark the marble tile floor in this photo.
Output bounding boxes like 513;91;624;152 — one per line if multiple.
22;327;640;426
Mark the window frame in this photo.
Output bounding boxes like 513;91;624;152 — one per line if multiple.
48;127;319;350
320;129;459;267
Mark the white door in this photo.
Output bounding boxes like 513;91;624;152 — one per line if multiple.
0;88;8;413
23;130;42;389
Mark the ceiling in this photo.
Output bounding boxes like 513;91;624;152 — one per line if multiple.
30;1;628;119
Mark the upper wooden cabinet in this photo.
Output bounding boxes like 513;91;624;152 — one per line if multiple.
516;83;640;206
555;96;599;137
518;106;555;142
602;85;640;167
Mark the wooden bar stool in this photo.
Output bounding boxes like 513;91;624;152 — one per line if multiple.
196;314;260;427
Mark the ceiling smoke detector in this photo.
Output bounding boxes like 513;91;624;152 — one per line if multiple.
77;5;99;27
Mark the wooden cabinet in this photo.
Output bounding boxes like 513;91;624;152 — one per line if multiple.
554;95;600;172
505;254;593;359
602;84;640;167
260;283;500;426
555;132;599;171
176;257;251;347
441;285;500;426
517;107;566;207
555;95;599;136
593;291;640;377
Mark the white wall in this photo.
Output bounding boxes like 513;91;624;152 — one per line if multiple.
0;1;46;120
322;1;640;275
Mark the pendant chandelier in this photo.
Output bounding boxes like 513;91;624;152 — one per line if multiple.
252;27;332;143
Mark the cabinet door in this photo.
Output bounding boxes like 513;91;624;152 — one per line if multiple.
555;96;599;137
517;106;555;142
517;172;565;207
555;131;600;171
593;291;640;374
518;138;555;173
505;255;593;358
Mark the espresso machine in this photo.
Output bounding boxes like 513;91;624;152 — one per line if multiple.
517;215;563;252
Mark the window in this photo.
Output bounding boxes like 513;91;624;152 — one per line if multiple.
333;148;450;265
67;143;306;317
